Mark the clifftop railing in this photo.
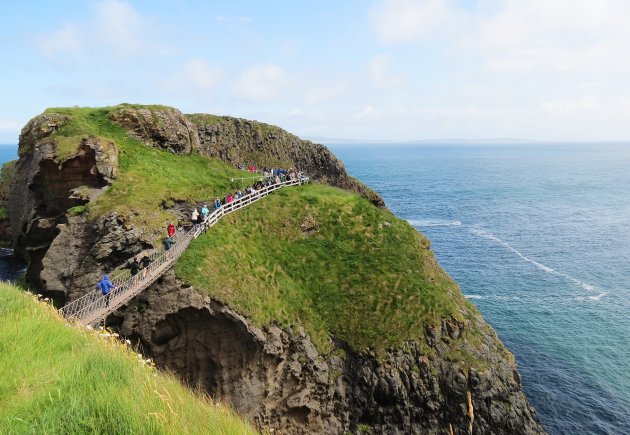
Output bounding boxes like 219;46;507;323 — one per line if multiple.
59;176;309;325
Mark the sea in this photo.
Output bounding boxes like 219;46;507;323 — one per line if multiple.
1;142;628;433
330;142;630;435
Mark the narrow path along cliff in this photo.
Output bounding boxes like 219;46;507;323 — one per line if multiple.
60;176;310;325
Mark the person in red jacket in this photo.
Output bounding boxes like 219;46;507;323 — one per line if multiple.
167;222;175;238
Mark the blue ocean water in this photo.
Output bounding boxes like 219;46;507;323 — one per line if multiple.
1;142;628;432
330;143;630;435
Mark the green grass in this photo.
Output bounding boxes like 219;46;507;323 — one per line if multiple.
176;183;468;355
0;282;254;434
40;105;247;241
50;135;86;161
32;104;487;364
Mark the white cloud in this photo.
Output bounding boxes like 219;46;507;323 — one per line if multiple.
182;60;223;90
355;105;378;119
234;64;288;100
94;0;149;57
39;23;82;57
304;84;346;104
538;96;602;117
0;119;22;131
38;0;158;61
473;0;630;74
370;0;630;75
369;0;452;44
370;54;403;89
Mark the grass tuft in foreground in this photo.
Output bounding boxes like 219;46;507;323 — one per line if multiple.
0;282;254;434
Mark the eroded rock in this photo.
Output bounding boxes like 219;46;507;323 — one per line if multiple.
188;114;386;208
109;106;200;154
114;270;545;435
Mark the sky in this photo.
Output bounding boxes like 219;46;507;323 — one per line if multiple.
2;0;630;143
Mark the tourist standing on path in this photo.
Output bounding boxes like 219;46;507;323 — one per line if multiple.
215;197;221;209
97;274;114;307
163;236;174;251
129;258;140;276
140;255;150;278
201;204;209;220
191;208;200;227
167;222;175;238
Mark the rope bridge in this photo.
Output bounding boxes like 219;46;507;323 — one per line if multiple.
58;177;309;325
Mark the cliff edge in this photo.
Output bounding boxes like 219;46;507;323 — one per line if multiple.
6;105;545;434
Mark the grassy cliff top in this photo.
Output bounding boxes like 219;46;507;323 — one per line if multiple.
177;183;473;355
28;105;478;358
38;105;245;239
0;283;254;434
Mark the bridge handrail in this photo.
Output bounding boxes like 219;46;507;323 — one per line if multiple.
58;176;309;323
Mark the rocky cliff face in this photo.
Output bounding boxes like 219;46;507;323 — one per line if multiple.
7;106;545;434
7;113;148;301
0;160;16;246
112;269;544;435
106;107;384;207
187;114;385;208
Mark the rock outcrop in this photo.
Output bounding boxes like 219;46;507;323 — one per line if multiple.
187;114;385;208
0;160;16;246
6;106;545;434
107;107;384;208
113;269;544;434
7;114;143;300
109;106;200;154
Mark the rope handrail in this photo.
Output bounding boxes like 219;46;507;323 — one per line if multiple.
58;176;309;325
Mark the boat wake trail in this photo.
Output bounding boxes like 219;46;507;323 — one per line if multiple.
471;227;603;296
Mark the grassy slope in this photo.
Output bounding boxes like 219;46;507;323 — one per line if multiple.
42;105;245;240
0;283;254;434
38;105;479;359
177;183;473;355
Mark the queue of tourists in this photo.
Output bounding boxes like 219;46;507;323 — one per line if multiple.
96;166;305;299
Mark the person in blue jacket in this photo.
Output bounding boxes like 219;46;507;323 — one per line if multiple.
97;274;115;307
201;204;209;220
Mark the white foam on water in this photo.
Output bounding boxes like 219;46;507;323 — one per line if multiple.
471;227;601;293
464;294;484;300
407;219;462;227
588;292;607;301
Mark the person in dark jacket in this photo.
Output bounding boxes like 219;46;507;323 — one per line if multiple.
163;236;174;251
129;258;139;276
140;255;150;278
97;274;114;307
